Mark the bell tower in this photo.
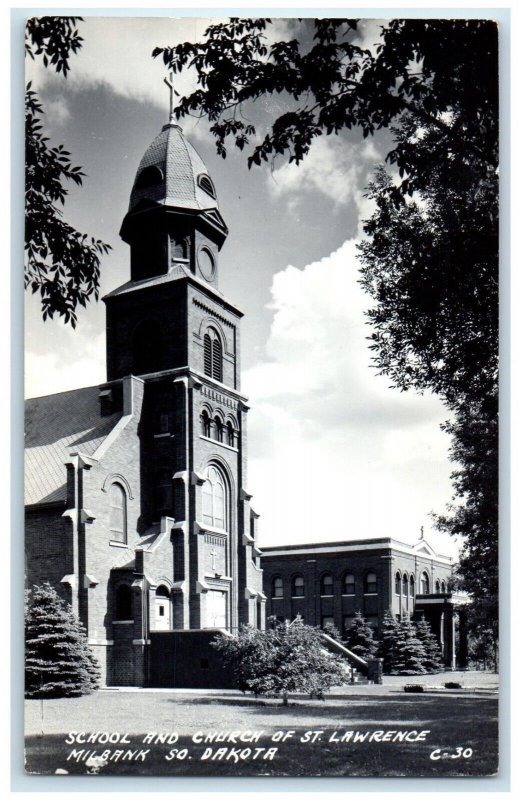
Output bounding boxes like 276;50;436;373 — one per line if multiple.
102;77;265;637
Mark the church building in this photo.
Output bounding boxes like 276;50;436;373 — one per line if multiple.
25;108;265;688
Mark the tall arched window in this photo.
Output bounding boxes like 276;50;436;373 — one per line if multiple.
402;574;408;596
109;483;127;543
132;319;163;375
272;577;283;598
226;421;235;447
365;572;377;594
435;579;441;593
409;575;415;597
292;575;305;597
200;410;211;437
395;572;401;594
420;572;430;594
203;327;223;382
213;416;224;442
202;465;227;530
320;573;334;596
441;581;446;593
115;584;132;620
343;573;355;595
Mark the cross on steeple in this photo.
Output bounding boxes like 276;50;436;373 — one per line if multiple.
164;71;180;124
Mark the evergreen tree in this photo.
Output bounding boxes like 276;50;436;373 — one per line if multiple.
392;616;427;675
415;615;443;672
378;611;403;674
25;582;100;698
344;611;378;658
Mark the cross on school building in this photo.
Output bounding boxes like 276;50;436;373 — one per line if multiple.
25;94;468;688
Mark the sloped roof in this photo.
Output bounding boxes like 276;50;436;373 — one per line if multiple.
129;123;219;213
25;386;122;506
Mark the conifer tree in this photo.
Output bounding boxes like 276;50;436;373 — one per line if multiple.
344;611;379;658
415;614;443;672
378;611;403;674
392;616;427;675
25;582;100;698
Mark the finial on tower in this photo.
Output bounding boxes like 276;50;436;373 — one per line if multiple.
420;525;424;540
164;71;180;125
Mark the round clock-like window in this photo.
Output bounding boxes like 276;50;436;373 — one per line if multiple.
198;246;216;281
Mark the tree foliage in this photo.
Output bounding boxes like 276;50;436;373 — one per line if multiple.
25;17;111;326
392;617;427;675
212;617;347;704
153;18;499;635
344;611;378;658
25;582;100;698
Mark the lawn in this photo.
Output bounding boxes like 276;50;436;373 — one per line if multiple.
24;677;498;778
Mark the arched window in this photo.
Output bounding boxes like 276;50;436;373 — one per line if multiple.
226;421;235;447
395;572;401;595
441;581;446;593
365;572;377;594
402;574;408;596
154;585;171;630
197;173;217;199
200;410;211;437
292;575;305;598
109;483;127;543
409;575;415;597
135;165;163;190
202;465;227;530
420;572;430;594
115;584;132;620
132;319;163;375
343;573;355;595
213;417;224;442
156;408;170;434
203;327;223;382
320;573;334;596
435;579;441;593
272;577;283;598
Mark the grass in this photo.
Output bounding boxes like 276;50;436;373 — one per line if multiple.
24;679;498;777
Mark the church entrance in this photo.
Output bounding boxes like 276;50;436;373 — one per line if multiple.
206;589;227;628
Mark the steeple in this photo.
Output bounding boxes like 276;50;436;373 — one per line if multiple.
118;77;228;287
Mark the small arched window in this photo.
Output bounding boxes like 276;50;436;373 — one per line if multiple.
292;575;305;598
395;572;401;595
202;465;227;530
226;421;235;447
115;584;132;620
441;581;446;593
420;572;430;594
409;575;415;597
272;577;283;598
203;328;223;382
200;410;211;437
402;574;408;596
343;573;355;595
214;417;224;443
320;573;334;596
197;173;217;199
109;483;127;543
435;579;441;593
365;572;377;594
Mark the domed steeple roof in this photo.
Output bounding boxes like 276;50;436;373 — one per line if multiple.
129;122;220;213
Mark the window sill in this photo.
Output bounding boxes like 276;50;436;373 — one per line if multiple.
109;539;129;548
200;434;238;453
113;620;134;625
153;432;173;439
341;593;355;597
291;596;305;600
271;596;283;601
320;594;334;598
364;592;378;596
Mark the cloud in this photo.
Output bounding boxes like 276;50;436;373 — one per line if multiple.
25;325;105;398
266;136;381;211
243;240;458;557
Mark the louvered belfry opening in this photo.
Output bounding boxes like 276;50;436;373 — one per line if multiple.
203;328;223;382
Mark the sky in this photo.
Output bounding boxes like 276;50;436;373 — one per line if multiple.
24;15;459;558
